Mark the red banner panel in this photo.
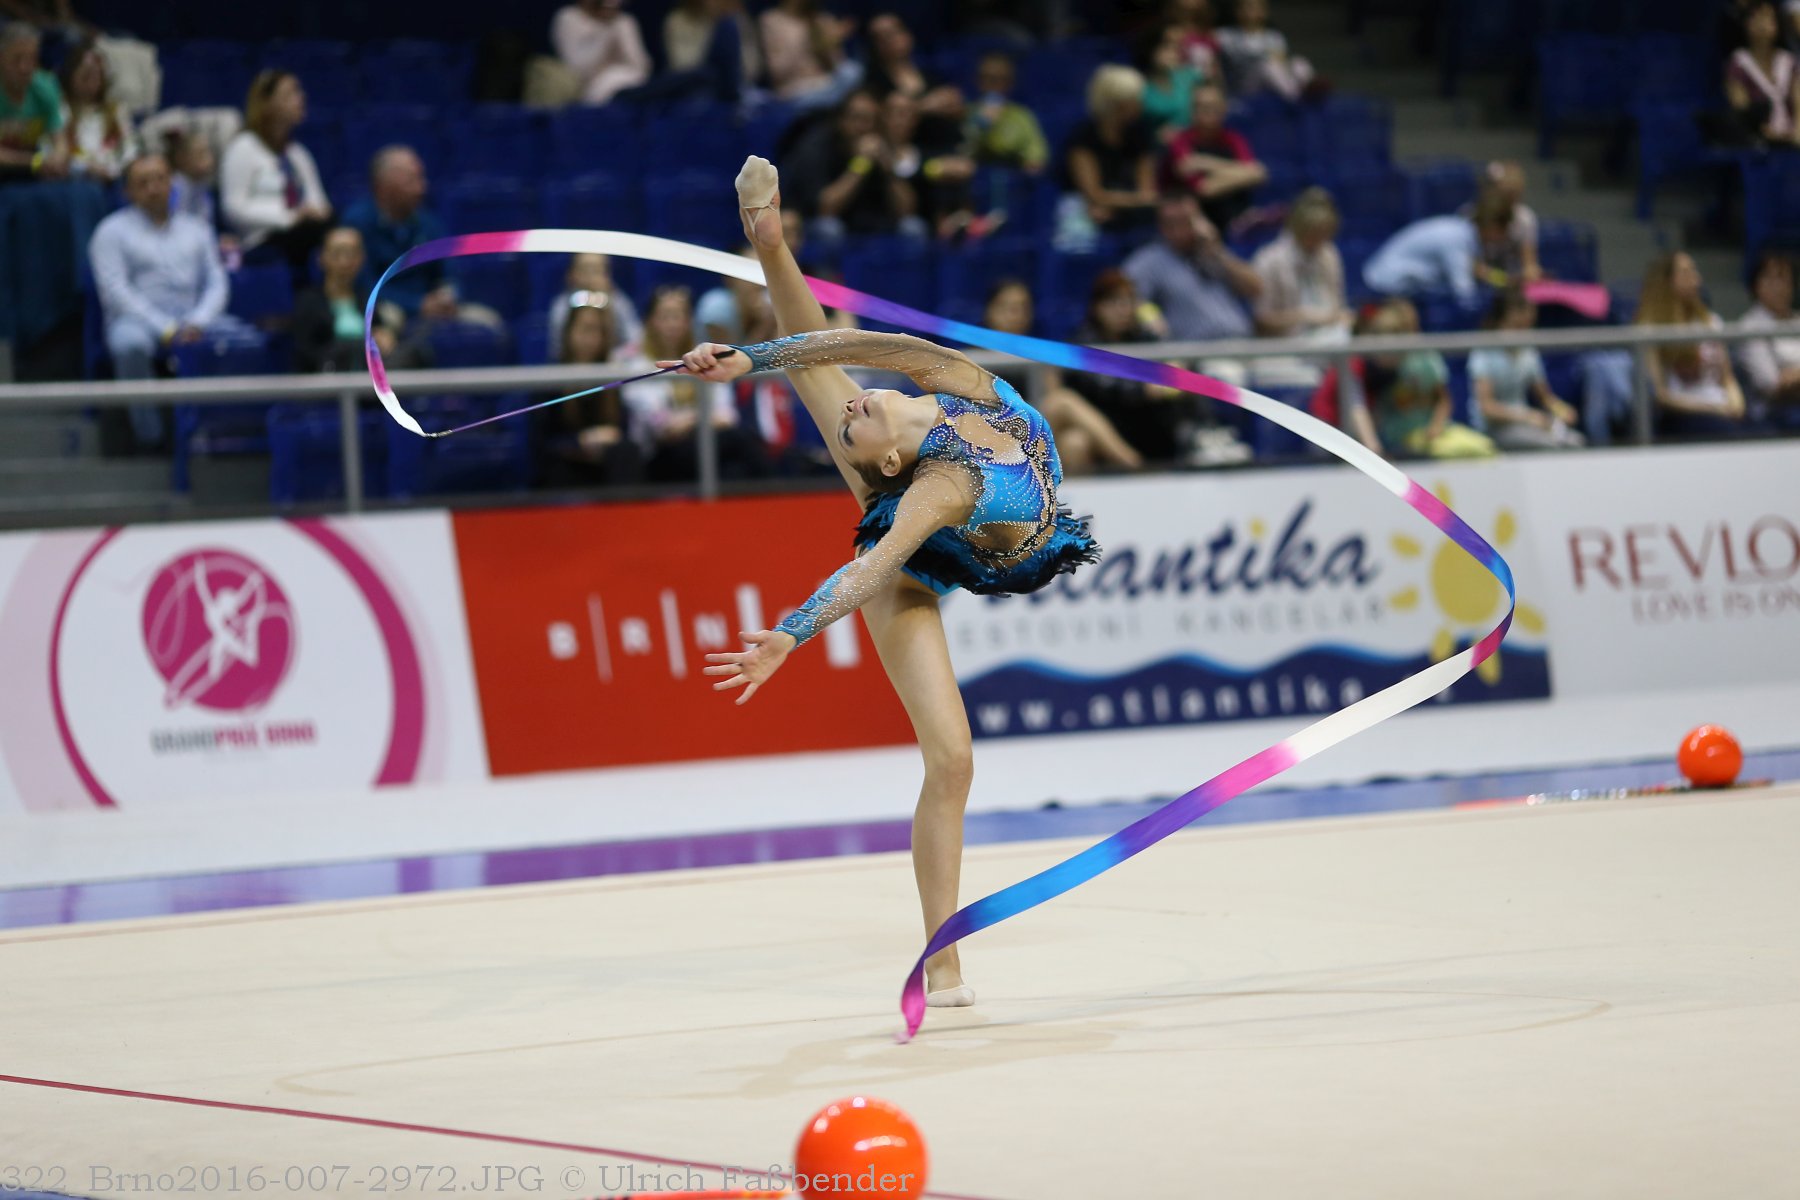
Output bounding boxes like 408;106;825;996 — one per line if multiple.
453;494;915;774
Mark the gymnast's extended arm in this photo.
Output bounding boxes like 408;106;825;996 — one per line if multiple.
666;331;1002;403
701;467;975;703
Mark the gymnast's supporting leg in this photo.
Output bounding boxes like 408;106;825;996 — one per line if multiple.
861;578;974;1004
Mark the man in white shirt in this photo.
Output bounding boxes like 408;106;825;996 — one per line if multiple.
88;153;248;448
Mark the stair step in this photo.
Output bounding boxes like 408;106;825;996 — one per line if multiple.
0;458;172;499
0;412;99;460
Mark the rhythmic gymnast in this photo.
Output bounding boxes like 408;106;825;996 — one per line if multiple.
665;158;1100;1009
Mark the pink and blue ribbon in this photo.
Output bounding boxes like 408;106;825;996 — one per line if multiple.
365;229;1514;1042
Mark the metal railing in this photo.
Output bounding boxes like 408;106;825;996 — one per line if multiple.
3;319;1795;516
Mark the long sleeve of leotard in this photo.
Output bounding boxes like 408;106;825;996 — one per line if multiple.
774;464;976;646
735;329;999;403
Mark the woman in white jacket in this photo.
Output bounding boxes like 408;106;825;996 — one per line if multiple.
219;69;331;283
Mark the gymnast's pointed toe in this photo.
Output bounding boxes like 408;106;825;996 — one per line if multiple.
926;984;977;1008
735;155;779;210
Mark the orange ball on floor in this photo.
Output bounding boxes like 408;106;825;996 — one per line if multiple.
1678;724;1742;788
793;1097;927;1199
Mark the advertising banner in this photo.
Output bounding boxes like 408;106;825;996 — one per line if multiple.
0;513;487;812
1518;443;1800;697
452;495;915;775
946;463;1554;740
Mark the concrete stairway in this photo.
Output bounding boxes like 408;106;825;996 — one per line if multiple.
1278;2;1745;314
0;411;188;525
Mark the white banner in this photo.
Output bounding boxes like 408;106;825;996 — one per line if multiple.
1516;442;1800;697
0;512;487;813
942;460;1555;740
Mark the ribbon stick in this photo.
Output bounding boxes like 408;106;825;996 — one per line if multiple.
365;230;1514;1042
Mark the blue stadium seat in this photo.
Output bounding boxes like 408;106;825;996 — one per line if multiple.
442;105;548;180
1537;220;1599;282
1742;155;1800;276
1308;96;1392;173
158;41;253;108
168;328;281;491
1633;101;1732;219
1406;160;1480;220
1536;34;1630;156
641;108;747;174
643;171;744;250
426;322;513;367
267;405;390;505
541;170;642;234
1339;236;1384;306
1331;167;1410;234
1446;356;1474;426
1233;103;1302;166
386;394;533;499
340;105;443;181
513;313;555;365
1630;33;1714;105
549;106;641;175
449;253;530;316
225;263;294;326
841;236;939;326
259;39;353;74
936;237;1035;324
1036;239;1122;339
1415;292;1483;333
440;177;537;235
358;41;472;105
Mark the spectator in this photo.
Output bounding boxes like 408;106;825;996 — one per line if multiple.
291;226;422;374
695;245;774;343
962;52;1047;173
883;89;979;239
164;127;222;235
1123;191;1259;342
0;21;68;180
783;89;924;252
220;70;330;284
88;154;249;451
1140;26;1208;143
1056;64;1159;247
1314;300;1494;459
541;296;645;488
345;146;499;332
1725;1;1800;147
1467;289;1584;450
663;0;761;89
1737;250;1800;413
865;13;962;132
1069;268;1192;464
57;38;134;184
1637;251;1750;437
548;251;643;350
1160;82;1268;231
759;0;860;108
1362;188;1514;309
623;285;769;480
553;0;652;106
1251;186;1348;339
1458;165;1540;286
1164;0;1224;82
982;277;1143;473
1214;0;1318;102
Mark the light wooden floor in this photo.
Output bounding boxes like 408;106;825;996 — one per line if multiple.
3;787;1797;1199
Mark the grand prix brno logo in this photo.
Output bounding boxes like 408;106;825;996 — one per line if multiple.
141;549;296;713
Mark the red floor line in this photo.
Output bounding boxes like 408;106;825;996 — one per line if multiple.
0;1074;997;1200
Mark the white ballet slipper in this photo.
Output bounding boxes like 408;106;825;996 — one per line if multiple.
926;984;976;1008
736;155;778;212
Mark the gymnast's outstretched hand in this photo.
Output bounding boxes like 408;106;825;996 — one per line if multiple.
660;342;752;384
703;629;797;705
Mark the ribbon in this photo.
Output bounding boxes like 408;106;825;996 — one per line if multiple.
365;230;1514;1042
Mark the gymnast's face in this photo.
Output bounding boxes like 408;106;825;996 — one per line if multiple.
838;388;914;478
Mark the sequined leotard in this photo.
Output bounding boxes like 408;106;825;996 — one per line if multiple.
730;333;1100;647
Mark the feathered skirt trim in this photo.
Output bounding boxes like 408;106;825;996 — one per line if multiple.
854;496;1101;598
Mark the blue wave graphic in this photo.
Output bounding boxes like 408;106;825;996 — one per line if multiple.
960;643;1552;740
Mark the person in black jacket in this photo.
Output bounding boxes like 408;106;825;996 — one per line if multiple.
291;226;424;372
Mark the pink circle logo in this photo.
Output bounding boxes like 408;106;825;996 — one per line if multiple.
141;548;297;712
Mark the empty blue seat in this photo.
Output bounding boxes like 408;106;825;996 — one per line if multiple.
449;253;531;315
159;41;253;108
169;328;281;491
1037;239;1122;339
268;405;389;505
1742;155;1800;276
226;263;294;326
641;108;747;174
1234;106;1302;165
442;106;548;179
386;395;533;498
440;178;537;234
1309;96;1392;172
1415;292;1483;333
1537;34;1631;156
1331;167;1410;231
1406;160;1480;220
549;106;641;175
841;236;939;323
340;105;443;180
643;171;744;250
541;170;642;234
936;237;1035;320
1537;220;1599;282
358;42;471;105
513;312;555;365
427;322;513;367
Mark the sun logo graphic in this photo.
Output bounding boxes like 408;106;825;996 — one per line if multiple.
141;549;297;712
1387;484;1546;686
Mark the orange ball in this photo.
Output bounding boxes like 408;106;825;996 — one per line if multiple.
793;1097;927;1199
1678;724;1742;788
